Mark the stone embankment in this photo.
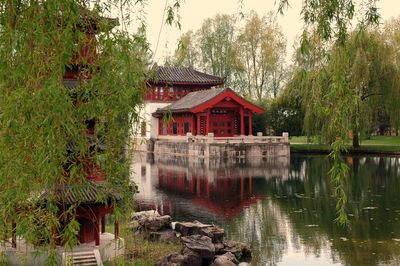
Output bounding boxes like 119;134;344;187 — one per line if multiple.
149;132;290;159
130;210;251;266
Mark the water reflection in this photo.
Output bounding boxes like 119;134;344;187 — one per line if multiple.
131;153;400;266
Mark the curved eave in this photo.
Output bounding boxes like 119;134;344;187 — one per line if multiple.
152;108;190;117
190;88;265;114
148;80;224;86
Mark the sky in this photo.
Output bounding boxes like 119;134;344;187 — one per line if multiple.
134;0;400;64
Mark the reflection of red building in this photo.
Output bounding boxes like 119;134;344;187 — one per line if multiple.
147;67;264;137
156;167;259;218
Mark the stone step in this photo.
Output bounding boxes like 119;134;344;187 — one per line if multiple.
62;249;103;266
73;258;97;263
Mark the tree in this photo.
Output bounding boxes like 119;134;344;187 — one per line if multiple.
196;14;240;84
277;0;382;225
172;30;198;67
237;11;286;102
297;28;400;148
0;0;148;261
382;16;400;134
172;14;242;88
266;81;305;136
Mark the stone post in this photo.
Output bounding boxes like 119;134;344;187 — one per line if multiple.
207;132;214;143
186;132;192;142
282;132;289;143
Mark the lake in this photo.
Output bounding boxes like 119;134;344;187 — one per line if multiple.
131;153;400;266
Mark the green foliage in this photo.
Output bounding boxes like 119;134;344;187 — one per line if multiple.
172;30;197;67
0;0;147;256
264;85;304;136
237;11;286;101
279;0;384;225
280;0;379;43
170;11;287;101
296;28;400;146
288;25;400;225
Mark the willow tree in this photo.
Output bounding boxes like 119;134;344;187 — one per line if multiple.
0;0;149;262
383;16;400;134
277;0;382;225
298;28;400;147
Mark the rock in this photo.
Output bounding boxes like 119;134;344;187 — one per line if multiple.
155;250;201;266
214;243;225;254
181;248;202;266
200;226;225;243
222;240;251;260
175;221;212;236
181;235;215;259
211;252;239;266
238;262;251;266
126;220;139;230
149;229;179;242
132;210;160;221
211;256;236;266
138;215;172;232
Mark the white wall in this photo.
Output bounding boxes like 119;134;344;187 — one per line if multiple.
132;102;170;139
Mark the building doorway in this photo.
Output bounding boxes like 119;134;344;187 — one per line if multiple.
210;112;235;137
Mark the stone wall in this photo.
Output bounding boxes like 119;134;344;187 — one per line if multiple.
151;133;290;159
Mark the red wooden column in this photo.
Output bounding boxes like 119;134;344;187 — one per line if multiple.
240;107;244;135
197;114;201;135
206;109;210;135
150;87;155;100
248;112;253;136
94;219;100;246
101;216;106;234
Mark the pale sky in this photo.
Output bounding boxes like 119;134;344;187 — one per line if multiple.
136;0;400;64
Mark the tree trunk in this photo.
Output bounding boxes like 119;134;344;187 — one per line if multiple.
353;131;360;149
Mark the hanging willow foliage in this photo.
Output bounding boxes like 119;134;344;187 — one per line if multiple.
0;0;149;261
290;26;400;225
278;0;384;226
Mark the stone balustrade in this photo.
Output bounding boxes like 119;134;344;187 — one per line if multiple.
156;132;289;145
151;132;290;159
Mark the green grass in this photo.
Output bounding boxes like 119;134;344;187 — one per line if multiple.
104;225;181;266
360;136;400;145
289;136;400;154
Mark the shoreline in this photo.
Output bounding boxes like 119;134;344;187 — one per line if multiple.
290;144;400;156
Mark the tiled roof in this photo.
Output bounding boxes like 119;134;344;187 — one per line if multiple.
151;66;224;85
41;182;120;205
157;88;228;112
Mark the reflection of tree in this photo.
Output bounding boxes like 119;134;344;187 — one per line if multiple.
270;155;400;266
131;154;400;266
225;200;288;265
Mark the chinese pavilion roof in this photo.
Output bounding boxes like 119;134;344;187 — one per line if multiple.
150;66;225;86
154;88;264;114
40;182;120;205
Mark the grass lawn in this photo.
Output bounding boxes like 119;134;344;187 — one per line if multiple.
103;223;181;266
289;135;400;154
